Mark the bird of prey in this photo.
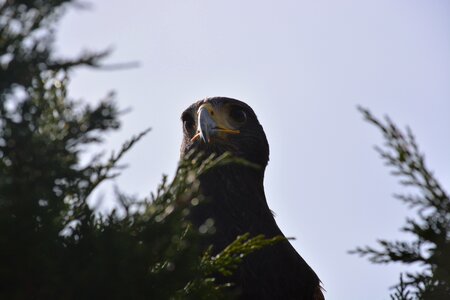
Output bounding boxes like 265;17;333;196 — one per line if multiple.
180;97;324;300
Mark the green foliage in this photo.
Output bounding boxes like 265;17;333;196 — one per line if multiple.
0;1;283;299
201;233;285;278
390;274;413;300
0;0;107;93
351;108;450;300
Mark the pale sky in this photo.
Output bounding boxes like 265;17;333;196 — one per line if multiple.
56;1;450;299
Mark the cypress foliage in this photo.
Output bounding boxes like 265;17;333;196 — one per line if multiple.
0;1;282;299
351;108;450;300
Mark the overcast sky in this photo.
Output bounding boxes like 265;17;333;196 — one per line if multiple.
56;1;450;299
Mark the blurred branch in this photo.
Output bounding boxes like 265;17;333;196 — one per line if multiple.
350;107;450;299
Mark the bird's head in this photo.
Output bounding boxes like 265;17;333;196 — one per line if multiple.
180;97;269;168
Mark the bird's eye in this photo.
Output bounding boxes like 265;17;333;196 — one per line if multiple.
229;106;247;124
182;115;195;132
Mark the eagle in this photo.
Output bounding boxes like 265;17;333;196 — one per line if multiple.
180;97;324;300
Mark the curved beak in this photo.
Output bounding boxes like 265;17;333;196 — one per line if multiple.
198;106;215;143
191;103;240;144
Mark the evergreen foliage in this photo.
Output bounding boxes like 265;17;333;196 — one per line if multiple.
351;108;450;300
0;1;283;299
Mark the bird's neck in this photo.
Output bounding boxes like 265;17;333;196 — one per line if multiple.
193;164;279;251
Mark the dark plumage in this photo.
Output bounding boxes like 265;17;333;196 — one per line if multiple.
180;97;324;300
